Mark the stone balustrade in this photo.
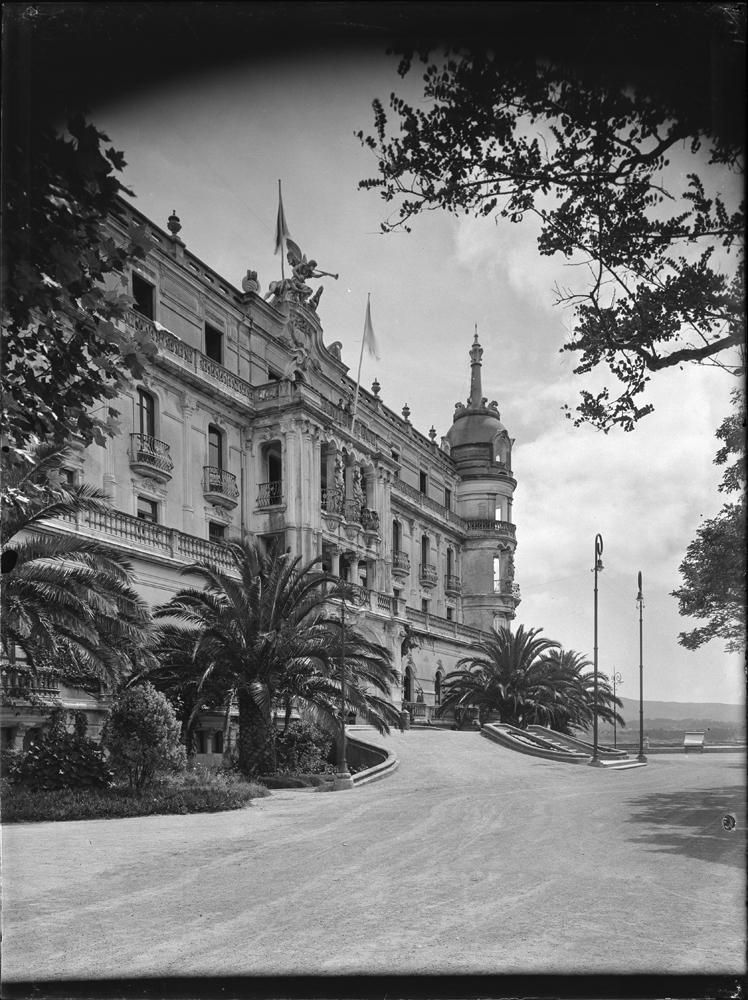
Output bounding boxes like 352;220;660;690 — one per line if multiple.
392;478;466;530
464;519;516;538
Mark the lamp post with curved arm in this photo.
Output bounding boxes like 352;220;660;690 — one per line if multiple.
636;571;647;763
590;533;604;767
333;582;366;791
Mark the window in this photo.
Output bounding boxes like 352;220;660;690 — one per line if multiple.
444;487;452;510
391;450;400;479
205;323;223;363
62;468;77;488
446;607;454;622
495;502;503;523
137;389;155;439
208;522;225;543
393;588;401;602
132;273;154;319
214;731;223;755
421;598;429;614
421;534;429;567
208;425;223;471
137;497;158;523
392;520;401;554
493;556;502;592
446;547;454;578
419;470;428;495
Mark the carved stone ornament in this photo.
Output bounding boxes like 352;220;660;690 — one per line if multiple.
137;477;169;499
205;505;233;525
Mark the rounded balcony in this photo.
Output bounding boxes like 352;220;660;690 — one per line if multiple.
128;433;174;483
202;466;239;509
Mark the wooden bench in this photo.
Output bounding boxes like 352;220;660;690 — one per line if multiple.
684;731;706;752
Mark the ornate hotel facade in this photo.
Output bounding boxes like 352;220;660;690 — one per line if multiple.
1;199;520;755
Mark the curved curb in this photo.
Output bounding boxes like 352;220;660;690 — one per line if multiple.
349;736;400;787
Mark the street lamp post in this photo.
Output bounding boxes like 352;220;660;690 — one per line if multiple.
612;671;623;748
590;533;604;767
636;571;647;763
333;582;365;790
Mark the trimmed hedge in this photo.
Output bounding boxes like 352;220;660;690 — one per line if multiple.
1;768;269;823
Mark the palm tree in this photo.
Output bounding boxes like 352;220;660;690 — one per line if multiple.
154;537;400;777
1;447;154;691
542;649;625;735
437;625;563;728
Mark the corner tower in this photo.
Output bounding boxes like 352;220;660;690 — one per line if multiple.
445;332;519;632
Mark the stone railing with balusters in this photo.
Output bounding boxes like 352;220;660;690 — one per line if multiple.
256;480;283;508
128;433;174;474
392;478;466;530
125;309;255;405
464;519;516;538
57;508;237;573
444;573;462;595
1;667;62;697
419;563;438;587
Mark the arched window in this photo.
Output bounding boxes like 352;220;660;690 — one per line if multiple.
208;425;224;471
493;556;502;592
137;389;155;439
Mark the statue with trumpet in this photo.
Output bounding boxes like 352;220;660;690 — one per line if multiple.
265;235;338;309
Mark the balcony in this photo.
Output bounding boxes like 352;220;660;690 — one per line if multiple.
419;563;438;588
465;519;516;539
256;480;283;508
202;466;239;509
392;478;466;530
2;667;61;698
445;573;462;596
128;433;174;482
392;552;410;578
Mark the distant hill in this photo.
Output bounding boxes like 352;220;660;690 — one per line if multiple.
615;697;744;725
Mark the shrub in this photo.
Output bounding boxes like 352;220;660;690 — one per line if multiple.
0;769;269;823
9;712;112;792
101;683;186;792
273;721;334;775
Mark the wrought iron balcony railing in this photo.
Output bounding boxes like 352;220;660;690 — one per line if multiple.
392;552;411;574
129;433;174;475
256;480;283;508
202;466;240;499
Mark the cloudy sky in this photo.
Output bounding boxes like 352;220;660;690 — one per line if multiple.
92;40;743;705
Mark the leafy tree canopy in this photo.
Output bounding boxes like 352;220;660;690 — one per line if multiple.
2;114;156;462
672;389;746;653
358;5;745;431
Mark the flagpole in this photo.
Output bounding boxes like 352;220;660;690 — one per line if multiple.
278;180;285;280
350;294;369;432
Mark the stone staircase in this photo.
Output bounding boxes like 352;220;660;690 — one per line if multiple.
482;723;648;768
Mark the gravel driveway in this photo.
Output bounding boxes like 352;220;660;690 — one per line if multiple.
2;729;745;981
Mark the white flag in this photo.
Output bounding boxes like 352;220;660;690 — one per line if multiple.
363;295;379;360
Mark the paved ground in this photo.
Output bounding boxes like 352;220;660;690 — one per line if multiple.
1;729;745;981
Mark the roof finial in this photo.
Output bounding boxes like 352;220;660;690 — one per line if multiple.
469;326;483;408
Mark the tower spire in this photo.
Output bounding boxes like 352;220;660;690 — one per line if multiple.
469;326;483;408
